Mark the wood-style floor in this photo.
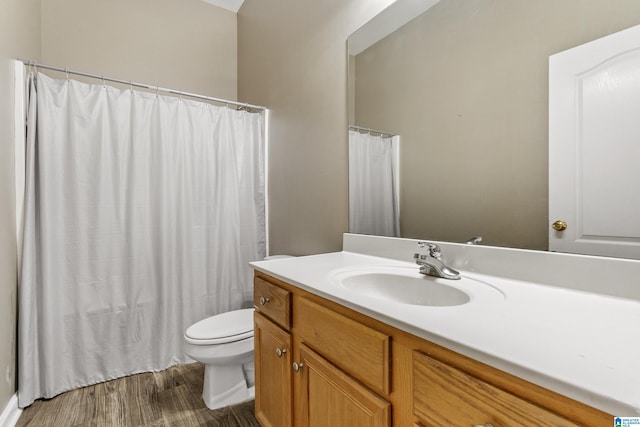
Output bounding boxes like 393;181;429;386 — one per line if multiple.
16;363;261;427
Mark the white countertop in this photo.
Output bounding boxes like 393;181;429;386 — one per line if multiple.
251;249;640;416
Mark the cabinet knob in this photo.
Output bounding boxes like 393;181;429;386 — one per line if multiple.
292;362;304;372
275;348;286;358
259;296;270;305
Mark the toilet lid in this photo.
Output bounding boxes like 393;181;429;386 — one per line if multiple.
185;308;254;344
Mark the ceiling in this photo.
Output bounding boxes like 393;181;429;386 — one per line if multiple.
349;0;440;55
201;0;245;13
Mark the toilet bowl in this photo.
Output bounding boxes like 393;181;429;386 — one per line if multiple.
184;254;293;410
184;308;256;410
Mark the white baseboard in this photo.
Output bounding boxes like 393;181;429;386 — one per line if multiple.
0;394;22;427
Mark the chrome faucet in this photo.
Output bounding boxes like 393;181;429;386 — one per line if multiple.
414;242;461;280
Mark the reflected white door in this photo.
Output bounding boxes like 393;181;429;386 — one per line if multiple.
549;24;640;259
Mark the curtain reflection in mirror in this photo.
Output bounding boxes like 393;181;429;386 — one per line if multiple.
348;129;400;237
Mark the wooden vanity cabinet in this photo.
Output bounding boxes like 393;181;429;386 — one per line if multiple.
254;272;391;427
254;271;611;427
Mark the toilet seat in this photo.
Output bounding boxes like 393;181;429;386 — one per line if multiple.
185;308;254;345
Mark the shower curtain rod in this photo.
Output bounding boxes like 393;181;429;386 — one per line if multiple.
20;60;266;111
349;125;396;138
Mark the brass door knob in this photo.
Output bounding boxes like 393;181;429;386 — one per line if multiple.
552;220;567;231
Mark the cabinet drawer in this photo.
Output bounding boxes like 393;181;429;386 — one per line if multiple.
254;276;291;330
294;297;390;396
413;351;581;427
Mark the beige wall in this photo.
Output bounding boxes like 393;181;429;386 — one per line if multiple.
42;0;238;100
238;0;395;256
0;0;41;412
354;0;640;250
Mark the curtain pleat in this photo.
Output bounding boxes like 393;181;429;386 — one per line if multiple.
18;73;266;407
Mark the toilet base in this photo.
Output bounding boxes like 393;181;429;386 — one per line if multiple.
202;361;254;410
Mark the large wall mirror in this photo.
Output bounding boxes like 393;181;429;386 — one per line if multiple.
348;0;640;253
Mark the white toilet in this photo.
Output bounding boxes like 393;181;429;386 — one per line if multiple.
184;255;292;410
184;308;256;410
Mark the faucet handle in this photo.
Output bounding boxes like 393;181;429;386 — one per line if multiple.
427;243;442;259
465;236;483;245
413;253;428;264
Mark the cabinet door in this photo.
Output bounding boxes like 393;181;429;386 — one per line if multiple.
255;312;292;427
298;343;390;427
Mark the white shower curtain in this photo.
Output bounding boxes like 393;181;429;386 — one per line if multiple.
18;72;266;407
348;130;400;237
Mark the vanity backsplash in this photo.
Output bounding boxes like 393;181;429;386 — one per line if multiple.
343;233;640;302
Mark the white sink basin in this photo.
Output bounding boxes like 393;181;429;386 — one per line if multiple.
329;266;498;307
